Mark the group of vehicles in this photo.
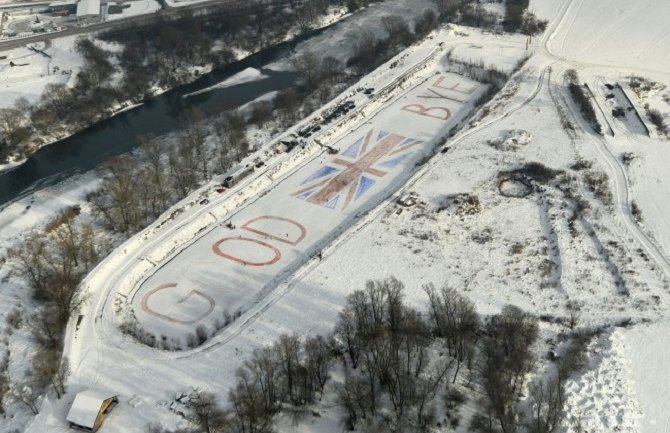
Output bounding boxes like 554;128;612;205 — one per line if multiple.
297;99;357;139
213;97;361;200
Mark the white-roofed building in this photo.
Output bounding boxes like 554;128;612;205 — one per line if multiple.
66;389;118;432
76;0;101;23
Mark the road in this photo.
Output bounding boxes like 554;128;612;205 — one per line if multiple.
0;1;50;11
0;0;247;51
540;0;670;282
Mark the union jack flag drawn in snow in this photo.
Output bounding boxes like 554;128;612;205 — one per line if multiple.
292;129;422;211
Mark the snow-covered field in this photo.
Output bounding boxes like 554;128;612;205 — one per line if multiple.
2;0;670;432
0;37;83;108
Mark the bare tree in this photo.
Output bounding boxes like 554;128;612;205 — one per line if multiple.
473;305;538;433
88;155;143;233
181;109;210;179
566;301;580;331
351;30;378;75
0;107;29;147
275;333;301;403
139;135;171;218
10;381;42;415
32;350;69;398
303;335;332;398
425;284;479;382
168;142;199;199
229;368;274;433
188;391;231;433
337;368;374;431
273;88;301;122
432;0;462;22
335;307;361;368
528;376;564;433
243;346;280;413
321;56;344;85
29;305;65;350
249;101;274;127
0;355;9;415
381;15;413;49
292;50;323;91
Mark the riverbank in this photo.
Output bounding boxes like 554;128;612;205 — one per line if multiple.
0;6;349;173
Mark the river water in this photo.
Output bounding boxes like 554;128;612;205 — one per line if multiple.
0;38;303;207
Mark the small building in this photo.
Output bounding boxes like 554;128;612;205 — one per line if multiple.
49;0;78;16
66;389;118;432
76;0;101;23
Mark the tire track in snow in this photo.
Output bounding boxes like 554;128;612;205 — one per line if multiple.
556;76;670;283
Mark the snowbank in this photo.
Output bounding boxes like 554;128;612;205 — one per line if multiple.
183;67;269;98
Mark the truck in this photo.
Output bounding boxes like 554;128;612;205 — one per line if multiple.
222;165;254;188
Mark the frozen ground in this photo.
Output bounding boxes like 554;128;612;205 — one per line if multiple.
542;0;670;82
3;0;670;432
624;320;670;433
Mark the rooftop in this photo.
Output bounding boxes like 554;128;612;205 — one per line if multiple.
66;389;117;428
76;0;100;17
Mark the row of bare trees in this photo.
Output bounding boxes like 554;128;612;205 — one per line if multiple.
144;276;589;433
4;206;108;413
0;0;337;162
0;36;118;162
336;278;455;431
471;305;539;432
177;334;334;433
87;109;248;235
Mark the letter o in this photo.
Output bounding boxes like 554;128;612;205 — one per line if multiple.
212;236;282;266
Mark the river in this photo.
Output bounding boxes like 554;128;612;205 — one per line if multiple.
0;36;305;207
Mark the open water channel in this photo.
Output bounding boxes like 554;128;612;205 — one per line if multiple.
0;32;311;207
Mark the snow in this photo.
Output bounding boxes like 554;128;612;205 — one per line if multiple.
0;171;101;245
0;36;84;109
540;0;670;82
266;0;438;72
624;320;670;433
445;26;528;73
3;0;670;432
183;67;268;98
562;330;642;433
20;28;492;433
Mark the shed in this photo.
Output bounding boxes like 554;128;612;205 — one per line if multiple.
66;390;118;432
49;0;77;16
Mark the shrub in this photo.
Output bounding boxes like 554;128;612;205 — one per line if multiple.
499;162;563;185
583;170;613;207
647;108;668;135
568;83;602;134
6;309;22;330
195;324;209;345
